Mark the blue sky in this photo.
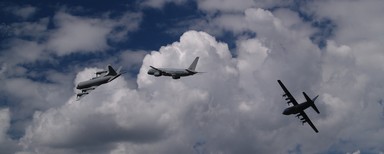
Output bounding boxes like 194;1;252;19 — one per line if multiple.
1;0;384;154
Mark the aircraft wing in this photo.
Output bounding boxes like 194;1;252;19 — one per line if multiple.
150;66;164;72
278;80;299;106
298;111;319;133
150;66;173;76
76;86;98;101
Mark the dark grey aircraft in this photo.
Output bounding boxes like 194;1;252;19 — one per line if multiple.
147;57;202;79
278;80;320;133
76;65;122;100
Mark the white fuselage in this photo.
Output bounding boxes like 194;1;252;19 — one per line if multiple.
147;68;195;79
76;75;117;89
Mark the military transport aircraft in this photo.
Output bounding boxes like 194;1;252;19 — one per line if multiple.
278;80;320;133
147;57;202;79
76;65;122;100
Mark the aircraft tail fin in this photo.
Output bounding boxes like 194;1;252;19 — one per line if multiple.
303;92;320;114
107;65;118;76
187;57;199;71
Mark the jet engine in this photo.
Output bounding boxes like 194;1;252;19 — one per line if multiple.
95;70;107;75
154;71;162;77
77;92;89;97
172;75;180;79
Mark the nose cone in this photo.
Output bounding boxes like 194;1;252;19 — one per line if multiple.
147;69;154;75
76;81;88;90
282;108;290;115
76;82;83;89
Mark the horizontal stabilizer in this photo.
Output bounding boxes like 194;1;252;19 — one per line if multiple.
108;74;121;82
117;66;122;74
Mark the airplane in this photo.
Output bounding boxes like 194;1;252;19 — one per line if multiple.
76;65;122;100
147;57;202;79
277;80;320;133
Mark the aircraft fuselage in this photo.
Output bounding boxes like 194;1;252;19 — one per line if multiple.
282;102;311;115
147;68;195;78
76;76;112;89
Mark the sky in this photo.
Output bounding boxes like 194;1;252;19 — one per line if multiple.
0;0;384;153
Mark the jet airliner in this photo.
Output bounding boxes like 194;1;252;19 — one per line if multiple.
147;57;202;79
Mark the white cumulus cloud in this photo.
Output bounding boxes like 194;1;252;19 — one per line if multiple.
19;7;384;151
17;29;335;153
3;0;384;153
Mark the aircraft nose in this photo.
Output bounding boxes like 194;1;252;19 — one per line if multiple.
282;108;290;115
147;69;154;75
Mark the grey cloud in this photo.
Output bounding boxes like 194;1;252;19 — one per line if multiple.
6;5;37;20
0;39;47;66
140;0;188;9
0;109;11;142
197;0;292;13
39;113;166;149
47;11;142;56
311;0;384;44
0;108;21;154
47;11;112;55
1;8;142;67
6;17;49;38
